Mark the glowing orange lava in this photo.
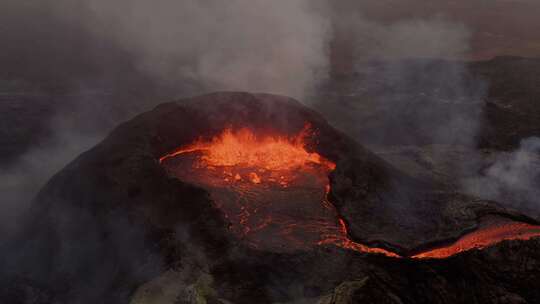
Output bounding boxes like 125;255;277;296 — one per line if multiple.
412;221;540;259
159;125;335;176
317;218;401;258
160;125;540;259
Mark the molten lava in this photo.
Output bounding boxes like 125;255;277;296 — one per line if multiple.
160;125;540;259
159;125;335;176
412;221;540;259
160;125;392;253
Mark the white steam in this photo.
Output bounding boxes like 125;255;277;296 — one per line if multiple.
464;137;540;210
84;0;331;99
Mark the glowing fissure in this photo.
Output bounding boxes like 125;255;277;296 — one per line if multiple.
160;125;540;259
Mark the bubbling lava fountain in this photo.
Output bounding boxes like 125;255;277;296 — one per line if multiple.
160;124;540;259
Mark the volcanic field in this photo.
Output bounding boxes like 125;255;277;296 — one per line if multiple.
5;92;540;304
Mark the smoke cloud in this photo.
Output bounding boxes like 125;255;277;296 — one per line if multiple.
82;0;331;100
463;137;540;212
317;9;486;155
0;112;101;238
333;13;471;61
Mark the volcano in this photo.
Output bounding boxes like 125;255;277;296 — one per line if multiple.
10;92;540;303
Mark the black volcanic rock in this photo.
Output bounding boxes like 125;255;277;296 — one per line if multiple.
4;92;540;303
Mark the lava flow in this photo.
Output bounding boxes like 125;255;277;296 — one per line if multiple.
160;125;540;259
412;221;540;259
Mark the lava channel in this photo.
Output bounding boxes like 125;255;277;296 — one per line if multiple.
412;220;540;259
160;125;540;258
